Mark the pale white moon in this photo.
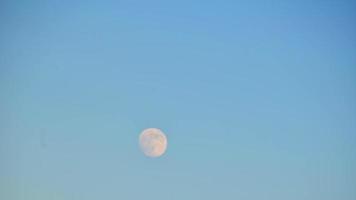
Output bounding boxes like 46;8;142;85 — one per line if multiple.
139;128;167;157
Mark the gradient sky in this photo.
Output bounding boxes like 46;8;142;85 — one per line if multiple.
1;0;356;199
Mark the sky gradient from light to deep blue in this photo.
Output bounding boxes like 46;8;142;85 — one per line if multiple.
1;0;356;199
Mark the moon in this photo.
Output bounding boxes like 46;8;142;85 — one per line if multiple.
139;128;167;157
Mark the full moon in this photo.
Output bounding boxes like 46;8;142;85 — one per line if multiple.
139;128;167;158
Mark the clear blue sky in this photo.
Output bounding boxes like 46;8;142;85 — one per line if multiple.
1;0;356;199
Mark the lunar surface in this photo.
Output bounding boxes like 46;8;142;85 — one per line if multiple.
139;128;167;157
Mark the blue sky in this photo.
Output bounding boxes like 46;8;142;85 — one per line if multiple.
1;0;356;199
